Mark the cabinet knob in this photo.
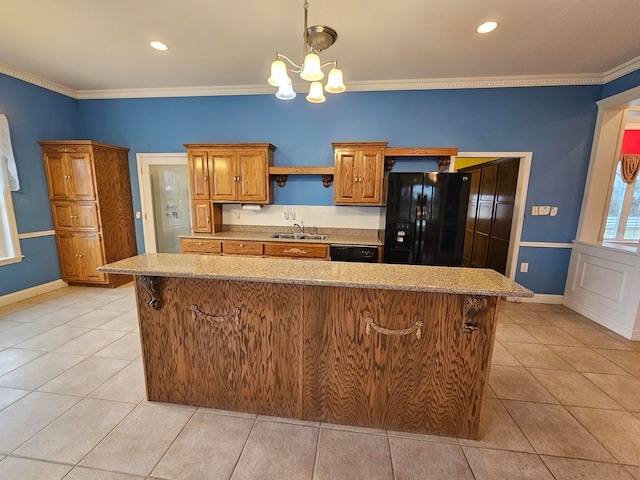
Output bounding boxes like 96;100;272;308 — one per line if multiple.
239;244;244;247
198;242;203;246
78;254;82;258
206;217;210;223
204;175;208;181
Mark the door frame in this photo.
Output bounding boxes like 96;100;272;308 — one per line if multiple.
451;152;532;281
136;153;188;253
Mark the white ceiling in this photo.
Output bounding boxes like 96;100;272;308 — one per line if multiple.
2;0;640;98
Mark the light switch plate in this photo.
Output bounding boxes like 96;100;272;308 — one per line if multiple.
531;206;539;215
550;207;558;216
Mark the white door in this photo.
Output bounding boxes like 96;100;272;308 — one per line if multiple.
137;153;189;253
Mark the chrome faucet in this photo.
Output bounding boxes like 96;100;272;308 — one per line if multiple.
293;221;304;234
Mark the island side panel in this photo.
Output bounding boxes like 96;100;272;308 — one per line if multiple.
134;276;304;418
302;286;498;439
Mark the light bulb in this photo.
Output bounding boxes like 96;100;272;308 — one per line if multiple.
477;21;499;33
306;82;326;103
276;78;296;100
268;59;288;87
300;53;324;81
325;67;346;93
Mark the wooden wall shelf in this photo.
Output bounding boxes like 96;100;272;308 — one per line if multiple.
269;166;335;188
384;147;459;172
384;148;459;157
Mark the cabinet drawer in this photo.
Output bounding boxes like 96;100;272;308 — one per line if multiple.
264;242;329;260
221;241;264;256
180;238;222;255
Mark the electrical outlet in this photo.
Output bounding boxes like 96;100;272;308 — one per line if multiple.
289;212;295;220
283;212;289;220
531;206;539;216
233;210;240;219
550;206;558;216
540;206;551;215
520;262;529;273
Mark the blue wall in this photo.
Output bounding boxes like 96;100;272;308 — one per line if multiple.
77;87;601;294
4;68;640;297
0;74;79;296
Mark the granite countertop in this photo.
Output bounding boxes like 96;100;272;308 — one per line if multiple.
180;231;382;246
99;253;533;297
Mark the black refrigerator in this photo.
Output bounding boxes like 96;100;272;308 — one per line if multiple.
383;172;471;266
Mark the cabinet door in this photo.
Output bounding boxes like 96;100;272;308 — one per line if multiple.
67;153;96;200
56;233;82;281
303;287;495;437
358;149;384;204
77;233;106;282
211;152;237;202
51;202;74;230
137;277;303;418
237;151;269;203
333;150;358;204
74;202;100;231
221;241;264;256
191;200;212;233
188;151;210;199
263;242;329;260
43;152;70;199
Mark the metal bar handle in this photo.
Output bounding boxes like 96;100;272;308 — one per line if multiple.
364;317;423;339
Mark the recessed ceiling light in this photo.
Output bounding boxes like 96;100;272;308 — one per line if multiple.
476;21;499;34
150;41;169;51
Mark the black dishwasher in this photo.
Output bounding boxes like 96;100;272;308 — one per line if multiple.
330;245;378;262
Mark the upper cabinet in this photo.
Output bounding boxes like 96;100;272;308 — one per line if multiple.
42;149;96;200
333;142;387;205
185;144;275;204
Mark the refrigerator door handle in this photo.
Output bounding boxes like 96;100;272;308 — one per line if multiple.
413;194;424;263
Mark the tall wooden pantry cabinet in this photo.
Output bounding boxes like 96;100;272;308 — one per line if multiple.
39;141;137;287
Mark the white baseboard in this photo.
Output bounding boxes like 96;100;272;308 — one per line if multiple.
505;294;564;304
0;279;68;307
564;296;639;340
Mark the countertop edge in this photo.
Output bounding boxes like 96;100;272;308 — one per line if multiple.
99;255;533;298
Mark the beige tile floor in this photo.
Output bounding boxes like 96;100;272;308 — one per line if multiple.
0;284;640;479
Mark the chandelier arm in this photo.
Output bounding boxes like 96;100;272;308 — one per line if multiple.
319;61;338;69
277;53;303;71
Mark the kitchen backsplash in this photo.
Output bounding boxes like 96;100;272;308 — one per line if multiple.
222;204;384;230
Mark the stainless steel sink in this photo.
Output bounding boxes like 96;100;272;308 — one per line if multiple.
303;234;328;240
270;233;328;240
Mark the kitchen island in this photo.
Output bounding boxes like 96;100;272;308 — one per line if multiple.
99;253;532;439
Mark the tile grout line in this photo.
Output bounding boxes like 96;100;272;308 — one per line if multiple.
228;414;259;480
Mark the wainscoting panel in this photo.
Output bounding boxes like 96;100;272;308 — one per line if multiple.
564;241;640;340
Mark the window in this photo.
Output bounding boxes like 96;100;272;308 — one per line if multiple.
604;162;640;240
604;124;640;243
0;160;22;265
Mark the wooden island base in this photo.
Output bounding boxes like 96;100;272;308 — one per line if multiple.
135;275;498;439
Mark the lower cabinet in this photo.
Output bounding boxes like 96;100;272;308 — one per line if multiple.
181;238;330;260
56;232;106;283
264;242;329;260
221;240;264;256
302;286;497;437
180;238;222;255
137;277;303;418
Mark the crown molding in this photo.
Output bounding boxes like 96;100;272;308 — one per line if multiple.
0;62;76;98
74;84;270;100
76;74;605;100
343;74;603;92
603;55;640;83
2;59;639;101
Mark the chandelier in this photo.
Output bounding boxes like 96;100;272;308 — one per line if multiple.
267;0;346;103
